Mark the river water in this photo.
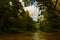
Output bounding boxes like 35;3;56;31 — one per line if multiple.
0;30;60;40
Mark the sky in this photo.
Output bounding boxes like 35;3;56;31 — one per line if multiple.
25;5;40;21
19;0;41;21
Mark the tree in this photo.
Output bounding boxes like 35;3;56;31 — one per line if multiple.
37;0;60;32
0;0;37;34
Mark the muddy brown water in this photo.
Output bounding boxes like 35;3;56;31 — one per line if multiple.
0;30;60;40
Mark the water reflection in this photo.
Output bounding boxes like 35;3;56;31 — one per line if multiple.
0;30;60;40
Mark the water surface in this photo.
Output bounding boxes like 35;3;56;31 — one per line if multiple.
0;30;60;40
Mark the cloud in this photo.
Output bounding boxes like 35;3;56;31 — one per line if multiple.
19;0;41;21
24;5;40;21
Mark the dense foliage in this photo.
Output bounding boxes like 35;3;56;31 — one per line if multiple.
0;0;37;34
37;0;60;32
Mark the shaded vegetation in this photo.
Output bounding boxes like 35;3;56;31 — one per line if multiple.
0;0;37;34
37;0;60;33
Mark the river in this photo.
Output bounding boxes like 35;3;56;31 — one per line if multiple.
0;30;60;40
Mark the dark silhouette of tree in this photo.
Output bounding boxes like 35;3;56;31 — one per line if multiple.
37;0;60;32
0;0;36;34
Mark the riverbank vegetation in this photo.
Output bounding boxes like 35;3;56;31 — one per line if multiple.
0;0;60;34
0;0;37;34
37;0;60;33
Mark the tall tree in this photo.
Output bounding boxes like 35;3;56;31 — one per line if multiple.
37;0;60;32
0;0;36;34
